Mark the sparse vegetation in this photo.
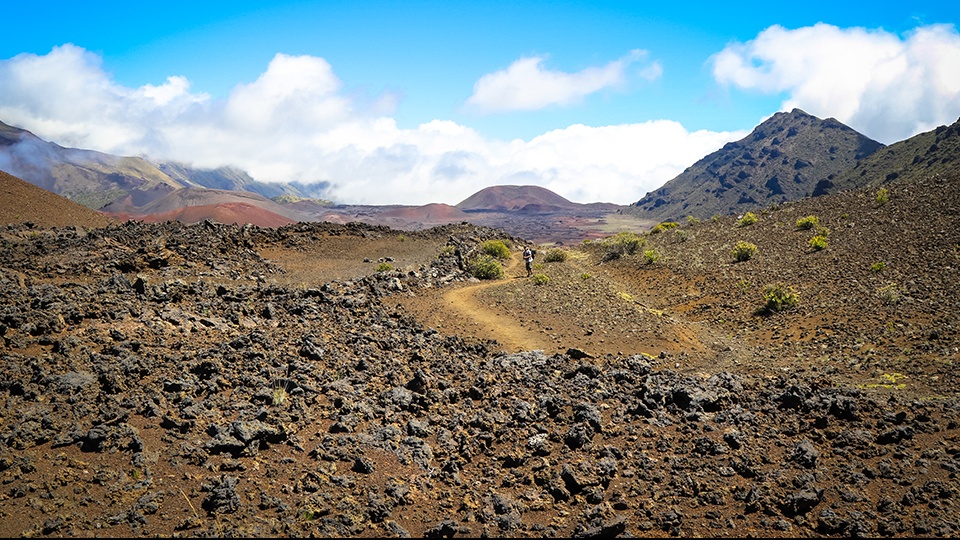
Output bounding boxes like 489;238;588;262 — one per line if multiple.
731;240;757;262
737;212;758;227
686;215;700;225
375;262;393;272
470;255;504;280
479;239;511;260
642;249;661;264
271;380;289;406
543;248;568;263
599;231;645;261
809;235;828;251
580;272;591;280
878;283;902;305
870;261;885;272
795;215;819;230
531;273;550;285
763;283;799;312
440;245;456;257
651;221;680;234
876;187;889;205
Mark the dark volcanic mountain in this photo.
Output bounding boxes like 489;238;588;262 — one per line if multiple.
633;109;884;221
825;115;960;193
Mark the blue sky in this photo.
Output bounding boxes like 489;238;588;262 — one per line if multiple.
1;1;958;205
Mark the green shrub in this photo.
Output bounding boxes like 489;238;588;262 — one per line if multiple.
601;231;644;259
580;273;591;280
543;248;568;263
376;262;393;272
651;221;680;234
809;235;828;251
470;255;503;280
737;212;758;227
440;245;456;257
870;261;885;272
531;273;550;285
642;249;661;264
795;215;819;230
731;240;757;262
876;187;889;205
763;283;799;312
480;239;511;260
686;215;701;225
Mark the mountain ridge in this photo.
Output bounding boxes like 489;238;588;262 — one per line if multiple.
632;109;885;221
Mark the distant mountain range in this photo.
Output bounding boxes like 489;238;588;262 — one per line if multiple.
1;109;958;238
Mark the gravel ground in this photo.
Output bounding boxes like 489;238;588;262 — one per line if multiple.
0;173;958;538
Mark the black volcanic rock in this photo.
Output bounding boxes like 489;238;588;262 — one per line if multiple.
633;109;884;220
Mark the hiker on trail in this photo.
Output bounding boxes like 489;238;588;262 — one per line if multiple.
523;247;534;277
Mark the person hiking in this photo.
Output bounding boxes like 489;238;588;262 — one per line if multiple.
523;247;534;277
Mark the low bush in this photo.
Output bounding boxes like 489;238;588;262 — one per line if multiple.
731;240;757;262
878;283;901;305
376;262;393;272
531;273;550;285
651;221;680;234
543;248;568;263
480;239;511;260
642;249;661;264
809;235;828;251
470;255;503;280
737;212;758;227
763;283;799;312
795;215;819;230
876;187;889;205
600;231;644;260
870;261;885;272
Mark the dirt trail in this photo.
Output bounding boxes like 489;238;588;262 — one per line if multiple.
439;252;552;353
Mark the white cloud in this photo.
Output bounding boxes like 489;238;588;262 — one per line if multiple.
0;44;737;206
712;23;960;144
465;49;660;114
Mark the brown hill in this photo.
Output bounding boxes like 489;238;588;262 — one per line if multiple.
633;109;884;221
137;202;296;228
456;184;582;212
102;187;311;226
0;170;114;228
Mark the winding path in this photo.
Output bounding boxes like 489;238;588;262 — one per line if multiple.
440;252;550;353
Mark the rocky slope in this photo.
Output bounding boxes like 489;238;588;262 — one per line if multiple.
0;171;958;538
633;109;884;221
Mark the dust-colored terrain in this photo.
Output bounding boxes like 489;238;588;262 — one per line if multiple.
0;172;958;538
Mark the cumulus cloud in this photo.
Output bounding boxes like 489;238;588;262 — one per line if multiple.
0;44;735;205
465;49;661;114
712;23;960;144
